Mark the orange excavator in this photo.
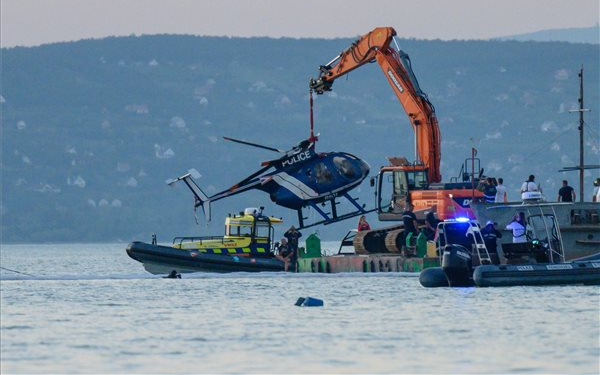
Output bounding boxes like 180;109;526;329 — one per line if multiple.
310;27;485;253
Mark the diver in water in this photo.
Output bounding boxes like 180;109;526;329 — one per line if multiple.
164;270;181;279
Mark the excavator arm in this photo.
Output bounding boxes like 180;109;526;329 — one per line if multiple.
310;27;441;183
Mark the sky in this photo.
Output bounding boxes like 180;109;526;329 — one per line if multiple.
1;0;599;48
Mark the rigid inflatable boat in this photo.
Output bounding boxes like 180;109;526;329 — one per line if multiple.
419;204;600;288
126;208;287;274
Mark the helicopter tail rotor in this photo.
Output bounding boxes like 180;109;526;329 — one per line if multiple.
167;169;212;222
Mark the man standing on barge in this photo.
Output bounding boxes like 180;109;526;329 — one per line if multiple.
557;180;575;202
284;226;302;272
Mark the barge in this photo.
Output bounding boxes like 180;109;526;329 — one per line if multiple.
126;207;440;275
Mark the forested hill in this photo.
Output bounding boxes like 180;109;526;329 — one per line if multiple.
497;25;599;44
2;35;599;243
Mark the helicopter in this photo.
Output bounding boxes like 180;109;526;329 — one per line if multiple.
168;134;374;229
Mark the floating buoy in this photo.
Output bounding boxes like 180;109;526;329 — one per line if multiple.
295;296;324;307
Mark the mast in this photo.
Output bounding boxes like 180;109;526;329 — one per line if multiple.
569;66;590;202
561;66;596;197
578;67;584;203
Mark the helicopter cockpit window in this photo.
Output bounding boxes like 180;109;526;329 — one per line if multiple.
314;162;333;184
333;156;357;179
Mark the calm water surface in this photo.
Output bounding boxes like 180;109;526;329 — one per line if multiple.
1;243;599;374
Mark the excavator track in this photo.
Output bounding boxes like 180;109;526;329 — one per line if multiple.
353;223;428;254
353;224;404;254
384;229;405;253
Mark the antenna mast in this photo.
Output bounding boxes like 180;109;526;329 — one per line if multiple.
568;66;590;202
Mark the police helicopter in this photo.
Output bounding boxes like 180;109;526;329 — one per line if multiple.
168;119;374;229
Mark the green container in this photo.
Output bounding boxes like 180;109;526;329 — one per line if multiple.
405;232;414;248
416;231;427;258
300;233;322;258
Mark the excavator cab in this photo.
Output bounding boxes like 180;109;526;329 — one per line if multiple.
375;165;429;220
374;151;486;222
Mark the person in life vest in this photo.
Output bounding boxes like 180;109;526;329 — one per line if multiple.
521;175;540;193
275;238;293;272
506;212;527;243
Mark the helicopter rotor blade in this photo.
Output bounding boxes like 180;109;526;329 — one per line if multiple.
223;136;285;153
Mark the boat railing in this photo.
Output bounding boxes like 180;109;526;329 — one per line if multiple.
571;208;600;225
338;229;358;254
172;236;233;247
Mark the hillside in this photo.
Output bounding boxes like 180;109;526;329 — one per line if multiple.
1;35;599;242
496;25;600;44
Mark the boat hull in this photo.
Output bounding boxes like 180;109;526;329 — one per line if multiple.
473;262;600;287
126;241;285;274
419;253;600;288
419;267;449;287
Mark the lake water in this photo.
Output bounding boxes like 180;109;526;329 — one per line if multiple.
1;243;599;374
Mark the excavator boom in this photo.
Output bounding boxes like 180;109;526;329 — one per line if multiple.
310;27;441;183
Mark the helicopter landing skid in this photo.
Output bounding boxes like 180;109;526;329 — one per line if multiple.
297;194;377;230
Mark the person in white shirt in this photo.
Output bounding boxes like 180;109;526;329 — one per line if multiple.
593;178;600;202
520;175;538;193
506;212;527;243
495;177;508;203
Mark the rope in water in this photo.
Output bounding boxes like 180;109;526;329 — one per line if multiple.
0;266;36;277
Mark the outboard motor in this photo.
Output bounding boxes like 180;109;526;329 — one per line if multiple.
442;245;474;287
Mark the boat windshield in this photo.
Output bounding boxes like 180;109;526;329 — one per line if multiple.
527;214;562;255
227;224;253;237
255;222;270;239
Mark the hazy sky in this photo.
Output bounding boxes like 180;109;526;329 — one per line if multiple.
2;0;599;47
